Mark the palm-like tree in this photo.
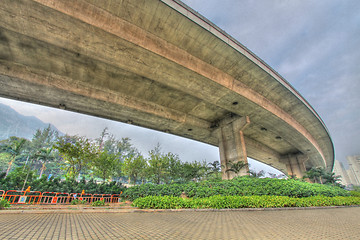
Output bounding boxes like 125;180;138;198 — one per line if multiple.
304;167;326;184
225;161;249;176
35;147;55;178
208;161;221;172
323;172;342;186
248;169;265;178
1;137;27;176
21;147;55;190
268;172;286;179
304;167;341;186
207;161;221;177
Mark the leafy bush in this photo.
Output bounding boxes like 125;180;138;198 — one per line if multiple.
0;170;350;200
0;167;37;190
91;200;106;207
0;198;11;209
124;176;350;201
350;190;360;197
133;195;360;209
0;168;125;194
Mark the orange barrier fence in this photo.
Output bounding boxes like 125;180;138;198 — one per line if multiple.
111;194;122;203
70;193;93;204
4;190;42;204
1;190;123;205
55;192;72;204
39;192;56;204
92;194;112;203
39;192;71;204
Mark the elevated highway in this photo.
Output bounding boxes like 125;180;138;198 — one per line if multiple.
0;0;334;178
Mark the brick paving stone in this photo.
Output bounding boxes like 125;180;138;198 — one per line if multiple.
0;207;359;239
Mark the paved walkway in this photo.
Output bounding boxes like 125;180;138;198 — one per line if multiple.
0;207;359;239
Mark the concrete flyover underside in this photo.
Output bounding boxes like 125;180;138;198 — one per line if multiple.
0;0;334;177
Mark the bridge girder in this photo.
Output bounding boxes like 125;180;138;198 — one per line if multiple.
0;0;334;177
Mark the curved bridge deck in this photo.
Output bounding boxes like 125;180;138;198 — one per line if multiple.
0;0;334;177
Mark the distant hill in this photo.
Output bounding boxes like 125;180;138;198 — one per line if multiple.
0;103;60;140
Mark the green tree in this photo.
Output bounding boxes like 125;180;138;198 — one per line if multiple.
21;147;55;191
122;154;147;185
207;161;221;178
95;128;139;180
181;160;208;182
268;172;286;179
164;152;183;183
54;135;98;181
304;167;342;186
96;128;137;158
147;145;169;184
323;171;342;187
225;160;249;176
91;151;118;182
35;147;55;178
146;145;198;184
29;126;60;176
1;166;37;190
0;153;11;173
304;167;325;184
0;137;27;176
31;125;59;150
248;169;265;178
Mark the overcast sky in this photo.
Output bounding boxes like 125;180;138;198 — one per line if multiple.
1;0;359;172
180;0;360;164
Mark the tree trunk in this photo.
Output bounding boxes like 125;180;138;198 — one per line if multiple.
39;163;46;179
5;161;12;177
5;158;15;177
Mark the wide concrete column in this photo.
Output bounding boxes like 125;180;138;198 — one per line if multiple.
282;154;308;178
216;116;250;180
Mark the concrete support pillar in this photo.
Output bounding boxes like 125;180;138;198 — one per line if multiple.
283;154;308;179
217;116;250;180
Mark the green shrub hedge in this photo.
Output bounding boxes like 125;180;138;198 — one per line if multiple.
123;176;349;201
0;168;125;194
350;191;360;197
132;195;360;209
91;200;106;207
0;198;11;209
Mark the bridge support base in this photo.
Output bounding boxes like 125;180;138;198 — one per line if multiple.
282;154;308;179
217;116;250;180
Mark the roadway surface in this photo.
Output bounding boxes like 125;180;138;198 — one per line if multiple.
0;207;359;239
